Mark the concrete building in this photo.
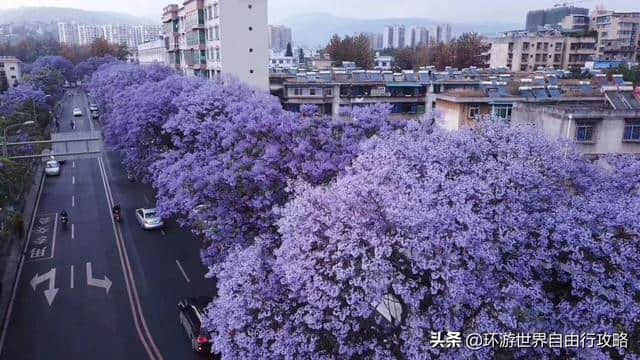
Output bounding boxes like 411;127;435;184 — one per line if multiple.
77;25;105;46
590;9;640;62
163;0;268;91
435;25;443;44
270;49;296;69
137;39;167;65
57;22;78;45
268;25;292;51
445;24;452;43
374;53;394;70
512;85;640;155
485;30;597;71
408;26;429;47
0;56;22;87
526;6;589;32
393;25;406;48
382;26;394;49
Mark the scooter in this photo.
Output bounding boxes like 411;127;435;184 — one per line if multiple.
60;215;68;229
113;210;122;222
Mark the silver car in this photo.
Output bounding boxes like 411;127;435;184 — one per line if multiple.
73;107;82;116
135;208;164;230
44;160;60;176
89;104;98;111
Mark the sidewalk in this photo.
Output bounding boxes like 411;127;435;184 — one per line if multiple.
0;164;44;337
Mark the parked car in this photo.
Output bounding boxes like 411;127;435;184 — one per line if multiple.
91;110;99;119
89;104;98;112
73;107;82;116
178;297;214;355
44;160;61;176
135;208;164;230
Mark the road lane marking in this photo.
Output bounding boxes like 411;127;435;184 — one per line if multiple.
175;260;191;283
30;268;58;306
71;223;75;239
72;176;75;185
160;230;165;236
86;262;112;294
97;157;161;360
72;161;75;168
72;195;75;207
70;265;74;289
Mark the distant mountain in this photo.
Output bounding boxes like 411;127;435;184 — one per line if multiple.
280;13;520;48
0;7;157;25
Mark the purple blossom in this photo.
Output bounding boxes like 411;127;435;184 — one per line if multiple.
0;84;47;116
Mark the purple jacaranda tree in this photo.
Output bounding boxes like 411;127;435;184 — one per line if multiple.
152;76;403;267
104;75;205;182
22;68;65;103
30;56;74;80
0;84;47;116
88;63;173;116
207;122;640;359
73;56;119;83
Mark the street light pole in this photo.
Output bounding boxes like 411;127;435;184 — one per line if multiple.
2;121;36;158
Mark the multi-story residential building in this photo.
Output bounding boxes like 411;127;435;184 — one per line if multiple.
163;0;268;91
374;33;384;50
268;25;292;51
382;26;394;49
57;22;78;45
408;26;429;47
526;6;589;32
0;56;22;87
393;25;406;48
445;24;452;43
137;39;167;65
485;30;597;71
590;9;640;62
435;25;443;44
133;25;163;46
77;24;105;46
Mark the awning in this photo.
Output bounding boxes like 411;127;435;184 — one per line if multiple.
385;82;425;88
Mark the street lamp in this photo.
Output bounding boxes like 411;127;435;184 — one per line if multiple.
2;121;35;158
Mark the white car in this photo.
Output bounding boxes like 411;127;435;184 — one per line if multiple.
73;107;82;116
135;208;164;230
44;160;60;176
89;104;98;112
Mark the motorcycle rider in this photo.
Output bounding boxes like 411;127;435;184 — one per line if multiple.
60;209;68;223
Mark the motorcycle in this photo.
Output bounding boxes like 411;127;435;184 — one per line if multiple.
113;210;122;222
60;214;68;229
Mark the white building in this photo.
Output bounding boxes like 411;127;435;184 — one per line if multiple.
382;25;406;49
270;50;297;69
374;53;394;70
408;26;429;47
0;56;22;87
137;39;167;65
77;24;105;46
268;25;292;51
57;22;78;45
163;0;268;91
382;26;394;49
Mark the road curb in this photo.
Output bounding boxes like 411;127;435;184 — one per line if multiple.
0;163;45;339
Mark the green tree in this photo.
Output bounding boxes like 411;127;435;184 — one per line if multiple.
285;42;293;57
451;32;489;69
325;34;374;69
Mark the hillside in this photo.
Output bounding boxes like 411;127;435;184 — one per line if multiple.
280;13;519;47
0;7;157;25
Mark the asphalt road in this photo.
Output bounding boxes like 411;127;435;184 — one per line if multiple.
0;90;216;359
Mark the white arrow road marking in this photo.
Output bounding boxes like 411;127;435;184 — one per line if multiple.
86;262;112;294
72;176;75;185
30;268;58;306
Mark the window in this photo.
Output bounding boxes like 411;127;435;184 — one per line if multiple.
213;3;219;18
249;48;253;53
310;88;316;96
575;122;594;143
324;88;333;96
491;105;512;120
293;88;301;95
9;66;14;70
468;106;480;119
214;26;219;40
623;120;640;142
249;27;253;31
250;69;254;74
215;47;220;61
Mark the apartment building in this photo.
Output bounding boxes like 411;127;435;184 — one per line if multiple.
408;26;429;47
382;25;405;49
485;30;597;71
137;39;167;65
58;22;162;47
526;6;589;32
0;56;22;88
57;22;78;45
268;25;292;51
162;0;268;91
590;9;640;62
77;25;105;46
445;24;452;43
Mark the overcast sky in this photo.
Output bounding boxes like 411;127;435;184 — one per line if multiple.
2;0;639;24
